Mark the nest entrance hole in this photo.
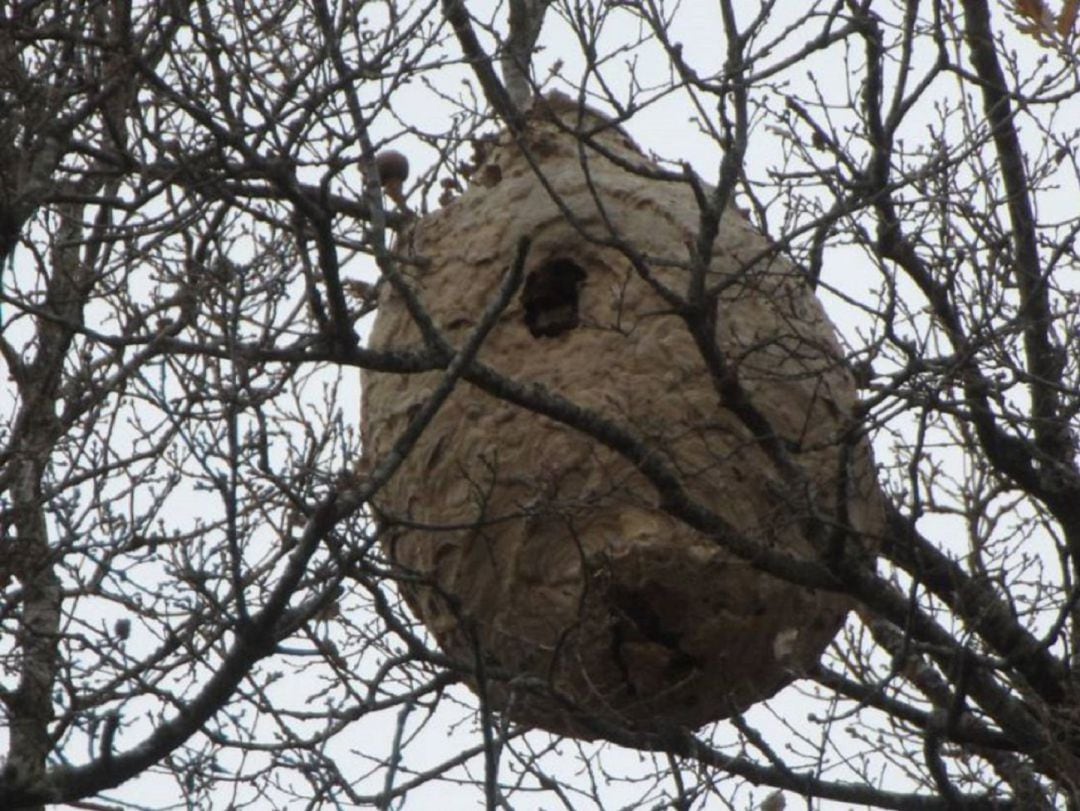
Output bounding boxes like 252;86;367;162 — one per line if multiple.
522;258;586;338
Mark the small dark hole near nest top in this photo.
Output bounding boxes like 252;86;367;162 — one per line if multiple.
522;258;586;338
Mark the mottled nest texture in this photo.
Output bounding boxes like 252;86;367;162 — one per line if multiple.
361;94;882;740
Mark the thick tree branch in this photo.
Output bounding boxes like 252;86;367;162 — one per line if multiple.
442;0;526;132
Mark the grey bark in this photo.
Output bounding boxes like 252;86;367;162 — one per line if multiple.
502;0;551;109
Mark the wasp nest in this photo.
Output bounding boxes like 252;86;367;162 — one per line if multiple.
361;95;881;739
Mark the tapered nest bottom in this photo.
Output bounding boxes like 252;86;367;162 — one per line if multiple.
387;509;852;739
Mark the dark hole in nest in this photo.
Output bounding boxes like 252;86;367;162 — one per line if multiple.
522;258;586;338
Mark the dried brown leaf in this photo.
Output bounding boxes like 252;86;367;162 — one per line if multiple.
1058;0;1079;35
1016;0;1049;21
